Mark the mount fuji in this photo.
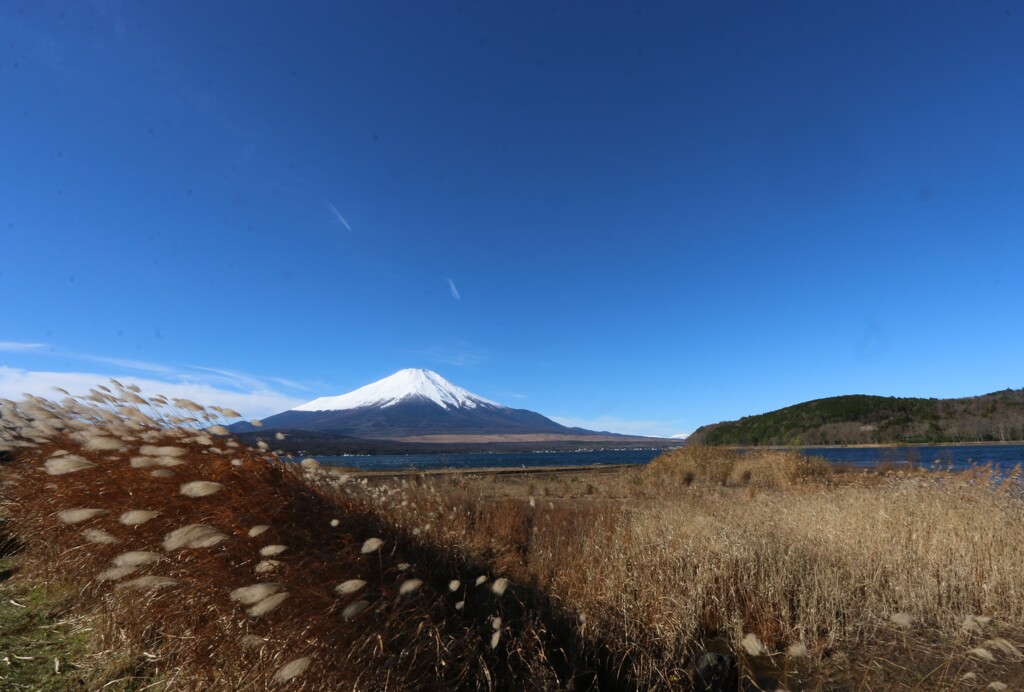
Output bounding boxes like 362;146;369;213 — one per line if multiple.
232;369;605;440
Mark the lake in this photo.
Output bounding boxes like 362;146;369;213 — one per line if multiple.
311;444;1024;473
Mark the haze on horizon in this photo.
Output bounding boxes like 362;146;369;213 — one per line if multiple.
3;2;1023;438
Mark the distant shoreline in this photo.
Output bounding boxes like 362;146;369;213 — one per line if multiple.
712;440;1024;450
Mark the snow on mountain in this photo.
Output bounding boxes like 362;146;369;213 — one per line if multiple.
292;368;501;412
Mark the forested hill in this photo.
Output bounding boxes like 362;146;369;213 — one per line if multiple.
688;389;1024;446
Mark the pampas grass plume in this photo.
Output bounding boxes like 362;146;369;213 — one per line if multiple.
246;592;289;617
119;576;179;590
249;525;270;538
45;455;96;475
207;425;229;436
83;529;120;544
491;578;508;596
180;481;224;497
260;544;287;557
230;583;284;605
119;510;159;525
890;612;913;629
255;560;281;574
98;566;139;581
360;537;383;554
112;551;163;567
140;445;185;457
786;642;809;658
475;575;487;587
448;579;460;592
58;508;108;524
272;657;311;684
342;600;370;620
336;579;366;595
399;579;422;595
741;633;767;656
968;647;996;662
163;524;228;551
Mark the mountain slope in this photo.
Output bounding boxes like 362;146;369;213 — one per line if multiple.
232;369;609;439
688;389;1024;446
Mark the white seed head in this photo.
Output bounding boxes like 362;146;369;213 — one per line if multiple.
83;529;120;545
58;508;108;524
272;657;311;684
248;525;270;538
399;579;422;595
98;566;139;581
984;638;1022;658
230;583;284;605
455;600;465;611
968;647;996;662
786;642;809;658
448;580;460;592
741;633;767;656
118;576;179;590
260;544;287;557
330;519;340;527
151;469;176;478
163;524;228;551
342;600;370;620
208;425;230;436
360;537;383;554
140;445;185;457
246;592;289;617
255;560;281;574
492;616;501;630
275;432;286;441
490;630;501;650
336;579;367;595
491;578;509;596
890;612;913;629
249;419;263;427
179;481;224;497
119;510;159;526
112;551;162;568
475;575;488;587
45;455;96;475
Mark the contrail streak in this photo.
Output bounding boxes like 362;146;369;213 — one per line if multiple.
324;199;352;232
445;277;461;301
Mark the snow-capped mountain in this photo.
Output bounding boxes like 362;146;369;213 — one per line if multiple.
235;368;600;439
292;368;498;412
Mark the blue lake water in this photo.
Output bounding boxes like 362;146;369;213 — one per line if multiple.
312;448;664;471
801;444;1024;472
312;444;1024;473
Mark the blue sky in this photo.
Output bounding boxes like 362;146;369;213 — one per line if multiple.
2;2;1023;437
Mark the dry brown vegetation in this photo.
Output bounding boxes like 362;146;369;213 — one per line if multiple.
3;388;1024;690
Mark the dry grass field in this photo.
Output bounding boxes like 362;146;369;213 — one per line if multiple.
2;387;1024;690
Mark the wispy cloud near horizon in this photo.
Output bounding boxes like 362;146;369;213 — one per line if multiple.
0;365;304;419
0;348;310;418
0;341;50;352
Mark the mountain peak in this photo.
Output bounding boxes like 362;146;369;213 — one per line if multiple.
292;368;500;412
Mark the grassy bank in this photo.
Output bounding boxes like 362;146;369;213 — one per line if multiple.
3;390;1024;689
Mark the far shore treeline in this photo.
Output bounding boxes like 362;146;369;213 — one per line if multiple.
688;388;1024;447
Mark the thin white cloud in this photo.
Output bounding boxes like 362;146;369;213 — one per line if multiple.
0;366;304;420
0;341;50;352
551;415;683;439
444;277;461;301
324;198;353;231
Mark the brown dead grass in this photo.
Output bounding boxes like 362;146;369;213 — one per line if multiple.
4;390;1024;690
